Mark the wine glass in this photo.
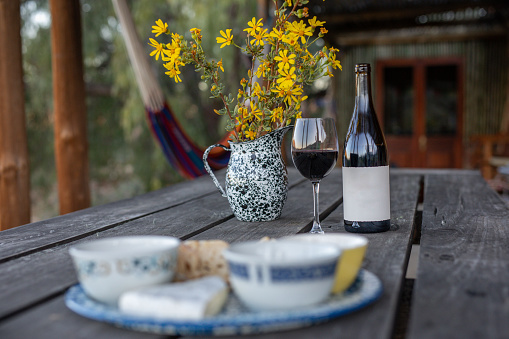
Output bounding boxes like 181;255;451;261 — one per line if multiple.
291;118;339;234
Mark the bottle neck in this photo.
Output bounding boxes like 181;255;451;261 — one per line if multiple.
355;72;372;101
354;71;374;115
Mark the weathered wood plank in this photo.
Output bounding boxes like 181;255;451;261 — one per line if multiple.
182;170;422;339
407;172;509;339
0;172;218;261
0;297;168;339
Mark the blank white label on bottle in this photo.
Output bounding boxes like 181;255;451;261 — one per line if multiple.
342;166;390;221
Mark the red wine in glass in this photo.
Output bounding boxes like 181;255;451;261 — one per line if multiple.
291;150;338;181
291;118;339;234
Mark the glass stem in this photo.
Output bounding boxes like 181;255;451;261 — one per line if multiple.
310;181;324;234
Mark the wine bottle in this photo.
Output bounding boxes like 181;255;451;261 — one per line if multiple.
342;63;390;233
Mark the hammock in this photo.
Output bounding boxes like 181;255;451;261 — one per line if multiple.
112;0;231;179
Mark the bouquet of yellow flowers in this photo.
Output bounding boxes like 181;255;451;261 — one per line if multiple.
148;0;341;142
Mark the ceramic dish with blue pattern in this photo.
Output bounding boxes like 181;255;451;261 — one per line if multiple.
69;236;180;305
222;240;341;311
65;269;382;336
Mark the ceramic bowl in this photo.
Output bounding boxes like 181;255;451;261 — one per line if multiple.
69;235;180;305
280;234;368;294
222;240;341;311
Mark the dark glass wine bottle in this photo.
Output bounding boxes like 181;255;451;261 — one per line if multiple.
342;63;391;233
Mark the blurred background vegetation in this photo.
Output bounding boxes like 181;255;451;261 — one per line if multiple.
21;0;258;221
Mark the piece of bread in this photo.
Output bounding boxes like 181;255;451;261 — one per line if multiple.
175;240;230;282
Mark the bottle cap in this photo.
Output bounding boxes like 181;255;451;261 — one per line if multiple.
355;63;371;73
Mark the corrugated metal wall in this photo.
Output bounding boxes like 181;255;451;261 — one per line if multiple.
334;39;508;142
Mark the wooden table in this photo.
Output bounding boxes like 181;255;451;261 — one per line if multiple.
0;168;508;339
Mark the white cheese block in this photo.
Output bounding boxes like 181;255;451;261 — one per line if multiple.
118;276;228;320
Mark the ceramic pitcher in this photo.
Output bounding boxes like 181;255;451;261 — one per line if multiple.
203;126;293;222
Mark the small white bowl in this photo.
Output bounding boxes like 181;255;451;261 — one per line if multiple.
69;235;180;305
223;240;341;311
280;234;368;294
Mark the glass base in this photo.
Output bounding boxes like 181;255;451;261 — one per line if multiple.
309;226;324;234
344;220;390;233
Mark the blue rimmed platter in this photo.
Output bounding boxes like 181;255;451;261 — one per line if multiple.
65;269;382;336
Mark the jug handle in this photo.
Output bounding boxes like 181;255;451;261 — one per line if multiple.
203;144;230;197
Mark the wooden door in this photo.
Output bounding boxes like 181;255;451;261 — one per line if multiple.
376;58;463;168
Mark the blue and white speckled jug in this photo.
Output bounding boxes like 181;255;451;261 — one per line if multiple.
203;126;293;222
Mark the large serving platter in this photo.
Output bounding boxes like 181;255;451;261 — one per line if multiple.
65;269;382;336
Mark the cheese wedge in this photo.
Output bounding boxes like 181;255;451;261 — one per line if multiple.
118;276;228;320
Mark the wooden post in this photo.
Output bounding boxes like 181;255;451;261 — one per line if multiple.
50;0;90;214
0;0;31;230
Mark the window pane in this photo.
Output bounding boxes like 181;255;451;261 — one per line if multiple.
426;65;457;135
383;67;414;135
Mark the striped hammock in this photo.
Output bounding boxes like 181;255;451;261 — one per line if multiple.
112;0;231;179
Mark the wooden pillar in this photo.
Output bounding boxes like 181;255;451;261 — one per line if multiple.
0;0;31;230
50;0;90;214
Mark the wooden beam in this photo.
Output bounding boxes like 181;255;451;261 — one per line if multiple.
334;24;506;46
49;0;90;215
319;2;507;25
0;0;31;230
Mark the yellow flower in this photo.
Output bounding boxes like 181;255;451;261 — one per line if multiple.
287;20;313;44
217;59;224;72
216;29;233;48
152;19;168;37
148;38;164;60
251;82;262;97
320;27;328;35
171;33;182;44
308;16;325;28
163;63;182;83
250;28;268;46
271;82;303;105
281;32;299;47
190;28;202;41
244;17;263;36
271;107;284;123
162;40;181;62
269;27;284;40
276;66;296;87
329;52;342;70
250;101;263;121
274;50;296;70
284;85;303;105
255;62;269;78
245;130;256;140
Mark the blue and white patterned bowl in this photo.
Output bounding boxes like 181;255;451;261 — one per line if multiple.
223;240;341;311
69;236;180;305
